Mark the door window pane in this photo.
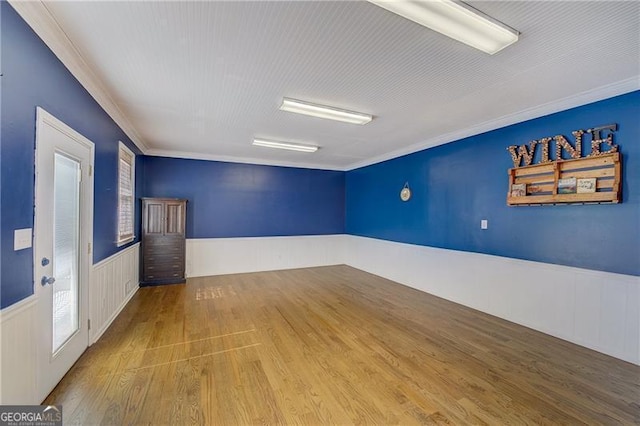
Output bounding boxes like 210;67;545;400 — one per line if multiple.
53;153;81;352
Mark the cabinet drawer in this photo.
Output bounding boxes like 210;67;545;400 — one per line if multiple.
144;253;184;264
143;243;184;255
143;271;184;282
144;262;183;275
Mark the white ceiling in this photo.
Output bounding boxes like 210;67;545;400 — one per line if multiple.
13;1;640;170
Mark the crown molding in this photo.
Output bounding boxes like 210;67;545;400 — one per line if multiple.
143;77;640;172
145;149;346;171
345;77;640;171
8;0;150;153
9;0;638;172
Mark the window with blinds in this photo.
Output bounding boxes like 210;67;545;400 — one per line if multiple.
117;142;135;246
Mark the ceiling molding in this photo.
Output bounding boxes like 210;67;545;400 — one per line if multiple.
11;1;638;173
149;77;638;172
144;149;346;171
345;77;640;171
8;0;150;153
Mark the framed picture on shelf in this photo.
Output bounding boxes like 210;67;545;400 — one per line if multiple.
557;177;577;194
511;183;527;197
577;178;597;193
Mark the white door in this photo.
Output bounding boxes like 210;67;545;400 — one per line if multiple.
34;108;94;402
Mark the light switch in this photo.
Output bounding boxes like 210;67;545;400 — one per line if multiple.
481;220;488;230
14;228;32;251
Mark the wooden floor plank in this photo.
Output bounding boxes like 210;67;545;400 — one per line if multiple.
45;265;640;424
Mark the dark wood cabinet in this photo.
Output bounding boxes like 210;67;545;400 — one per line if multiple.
141;198;187;286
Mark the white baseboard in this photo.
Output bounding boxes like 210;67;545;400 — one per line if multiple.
344;235;640;365
90;243;140;344
186;235;346;278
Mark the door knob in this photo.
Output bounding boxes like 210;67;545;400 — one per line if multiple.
41;276;56;286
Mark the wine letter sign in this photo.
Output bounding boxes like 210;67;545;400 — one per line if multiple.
507;124;617;168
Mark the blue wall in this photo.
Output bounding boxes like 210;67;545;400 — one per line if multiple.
2;0;637;311
143;157;344;238
346;91;640;276
1;2;143;308
1;1;3;297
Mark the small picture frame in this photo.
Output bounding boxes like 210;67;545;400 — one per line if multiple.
557;177;577;194
511;183;527;197
577;178;597;193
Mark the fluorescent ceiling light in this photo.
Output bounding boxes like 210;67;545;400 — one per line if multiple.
280;98;372;125
368;0;519;55
252;138;319;153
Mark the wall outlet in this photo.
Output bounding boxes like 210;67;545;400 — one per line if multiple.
481;220;488;230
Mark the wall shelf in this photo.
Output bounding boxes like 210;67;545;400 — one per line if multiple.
507;152;621;206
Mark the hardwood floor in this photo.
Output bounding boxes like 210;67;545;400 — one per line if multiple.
46;265;640;425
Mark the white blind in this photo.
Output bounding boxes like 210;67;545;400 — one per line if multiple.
118;144;135;244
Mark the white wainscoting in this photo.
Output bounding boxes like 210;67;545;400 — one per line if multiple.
90;243;140;343
2;234;635;405
186;235;347;278
0;296;38;404
0;243;141;404
344;235;640;365
186;234;638;364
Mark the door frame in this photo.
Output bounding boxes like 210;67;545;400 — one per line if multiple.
33;107;95;402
